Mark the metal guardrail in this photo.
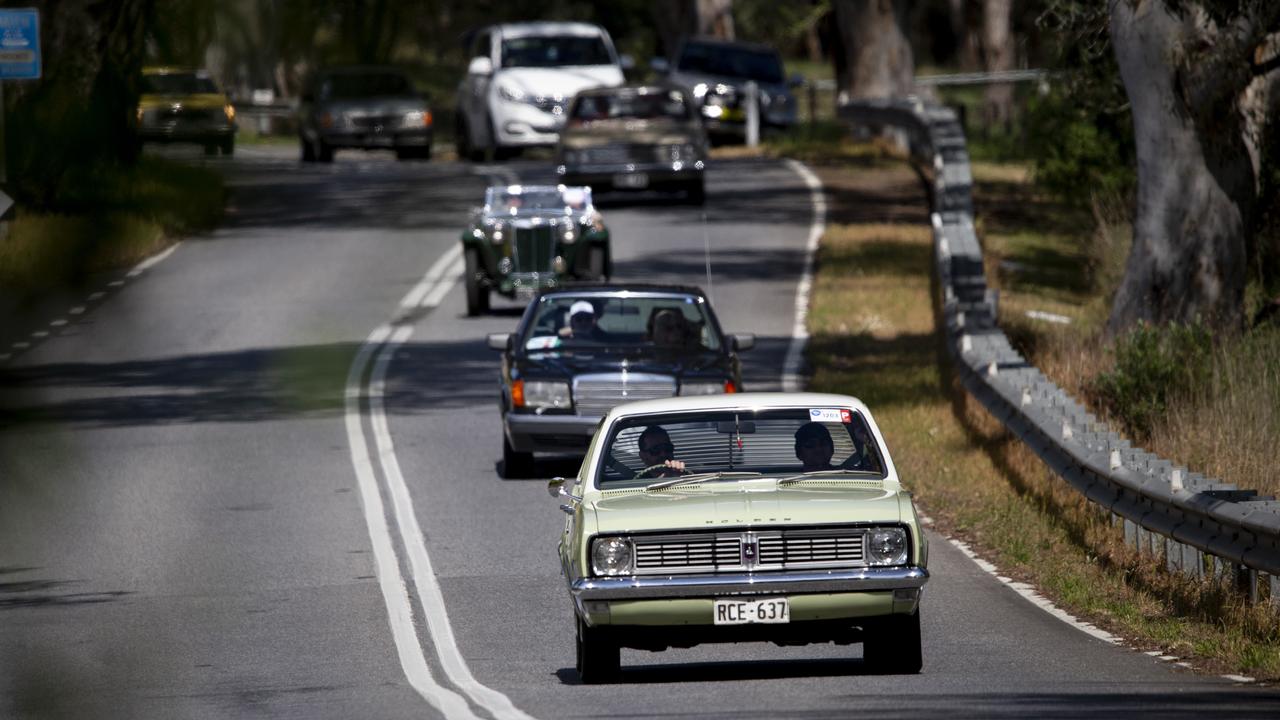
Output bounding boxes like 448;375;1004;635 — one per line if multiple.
836;98;1280;604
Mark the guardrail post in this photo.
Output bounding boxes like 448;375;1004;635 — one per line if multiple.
1124;518;1138;550
745;81;759;147
808;82;817;126
1271;574;1279;608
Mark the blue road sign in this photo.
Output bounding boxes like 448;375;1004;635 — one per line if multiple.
0;9;40;80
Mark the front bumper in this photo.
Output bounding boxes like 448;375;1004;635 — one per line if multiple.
320;128;432;150
505;412;599;453
492;102;564;147
570;566;928;628
138;122;236;143
559;162;704;192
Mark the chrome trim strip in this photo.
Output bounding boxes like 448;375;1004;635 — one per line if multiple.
569;566;929;600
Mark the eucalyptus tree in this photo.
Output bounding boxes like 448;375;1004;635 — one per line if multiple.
831;0;914;100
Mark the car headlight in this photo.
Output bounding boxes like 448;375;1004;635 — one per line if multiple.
680;380;728;396
517;380;571;410
402;110;432;127
490;224;504;244
866;528;909;566
591;536;634;576
498;84;526;103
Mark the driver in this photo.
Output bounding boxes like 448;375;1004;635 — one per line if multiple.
794;422;836;473
636;426;686;478
558;300;608;341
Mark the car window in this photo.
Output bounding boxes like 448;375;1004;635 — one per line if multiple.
597;408;885;487
523;295;722;352
571;90;690;121
500;35;612;68
321;72;414;100
142;72;219;95
676;43;784;84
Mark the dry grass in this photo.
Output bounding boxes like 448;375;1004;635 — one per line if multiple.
807;161;1280;681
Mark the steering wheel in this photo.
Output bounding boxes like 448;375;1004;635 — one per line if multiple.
634;463;690;480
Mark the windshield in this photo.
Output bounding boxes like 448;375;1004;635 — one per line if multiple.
486;186;591;215
523;294;721;352
677;43;784;84
571;90;690;121
321;72;414;100
597;408;885;488
142;73;219;95
501;35;613;68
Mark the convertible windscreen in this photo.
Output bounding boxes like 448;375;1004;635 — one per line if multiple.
501;36;612;68
523;294;721;352
487;186;591;214
571;91;691;121
597;408;885;487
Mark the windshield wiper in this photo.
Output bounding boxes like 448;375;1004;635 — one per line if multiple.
776;469;880;485
645;471;762;492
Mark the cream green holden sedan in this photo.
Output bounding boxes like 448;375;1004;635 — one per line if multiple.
549;392;929;683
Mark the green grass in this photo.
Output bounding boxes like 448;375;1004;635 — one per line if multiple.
0;157;224;296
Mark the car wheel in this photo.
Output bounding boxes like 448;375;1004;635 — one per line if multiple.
863;610;922;674
502;435;534;479
203;143;218;156
464;249;490;316
576;614;619;684
684;179;706;205
317;140;334;163
300;137;316;162
587;245;608;281
221;137;235;156
455;113;476;161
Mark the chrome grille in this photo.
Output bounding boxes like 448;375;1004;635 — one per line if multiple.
757;531;865;569
350;114;399;130
634;534;742;575
512;226;556;273
572;373;676;417
585;144;660;164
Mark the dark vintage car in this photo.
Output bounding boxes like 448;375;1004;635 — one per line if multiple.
485;284;754;478
461;185;611;315
653;37;802;143
136;67;237;155
298;65;433;162
555;84;707;203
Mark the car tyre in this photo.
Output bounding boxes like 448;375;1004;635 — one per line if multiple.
863;610;922;674
502;435;534;479
221;137;235;156
317;139;334;163
464;249;490;316
587;245;608;281
203;143;218;156
576;614;619;684
684;178;706;205
300;137;316;162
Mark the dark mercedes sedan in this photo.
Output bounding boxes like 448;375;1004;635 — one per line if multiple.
555;85;707;203
485;285;753;477
298;65;433;162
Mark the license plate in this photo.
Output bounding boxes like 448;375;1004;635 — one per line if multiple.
713;597;790;625
613;172;648;189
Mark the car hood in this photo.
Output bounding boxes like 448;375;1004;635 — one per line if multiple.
520;350;727;377
318;97;427;115
494;66;623;98
561;119;700;148
139;93;227;110
589;481;903;534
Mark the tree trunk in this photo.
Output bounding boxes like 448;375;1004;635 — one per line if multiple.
696;0;734;40
832;0;914;101
981;0;1014;130
949;0;981;70
652;0;696;60
1107;1;1270;335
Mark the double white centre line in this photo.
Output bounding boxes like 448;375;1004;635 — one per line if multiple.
344;242;533;720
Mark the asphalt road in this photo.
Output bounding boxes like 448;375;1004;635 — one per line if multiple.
1;144;1277;719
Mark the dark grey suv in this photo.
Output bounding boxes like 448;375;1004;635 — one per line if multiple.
654;38;801;142
298;66;433;162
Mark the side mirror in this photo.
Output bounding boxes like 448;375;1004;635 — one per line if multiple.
486;332;511;351
650;57;670;75
547;477;566;498
619;53;635;72
468;56;493;76
732;333;755;351
788;73;805;88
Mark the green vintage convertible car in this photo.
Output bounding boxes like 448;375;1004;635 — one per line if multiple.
461;184;611;315
549;392;929;683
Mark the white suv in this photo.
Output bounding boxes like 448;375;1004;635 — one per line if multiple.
455;22;627;161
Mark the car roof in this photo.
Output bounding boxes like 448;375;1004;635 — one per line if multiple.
495;21;606;39
605;392;873;420
679;36;780;55
534;283;709;300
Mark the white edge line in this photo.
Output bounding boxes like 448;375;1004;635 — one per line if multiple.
344;324;481;720
402;244;464;308
127;241;181;277
420;258;466;308
371;322;535;720
781;158;826;392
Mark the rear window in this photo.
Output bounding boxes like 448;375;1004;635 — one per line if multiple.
677;43;784;84
321;72;414;100
142;72;219;95
571;90;690;121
